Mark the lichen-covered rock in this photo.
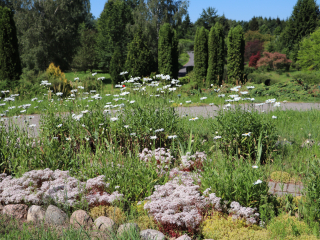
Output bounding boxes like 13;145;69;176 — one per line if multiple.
70;210;93;229
117;223;139;235
45;205;67;225
93;216;115;231
140;229;165;240
27;205;45;222
3;204;28;219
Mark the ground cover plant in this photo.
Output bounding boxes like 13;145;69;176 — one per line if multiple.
2;71;320;239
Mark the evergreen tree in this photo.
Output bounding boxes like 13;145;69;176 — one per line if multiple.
0;6;21;84
207;22;225;86
158;23;179;78
12;0;91;71
249;17;259;31
96;0;132;71
110;46;124;86
125;27;152;77
194;26;208;87
280;0;319;61
71;23;97;73
227;25;245;84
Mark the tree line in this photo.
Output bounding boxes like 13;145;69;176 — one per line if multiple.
1;0;320;88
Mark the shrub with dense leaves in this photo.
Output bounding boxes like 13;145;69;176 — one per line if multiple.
245;40;263;62
143;168;260;237
249;51;261;68
213;106;278;163
257;52;292;71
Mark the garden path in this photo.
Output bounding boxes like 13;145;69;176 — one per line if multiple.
178;51;194;78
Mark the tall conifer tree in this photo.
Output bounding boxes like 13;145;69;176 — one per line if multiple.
227;25;245;84
158;23;179;78
280;0;319;61
0;6;21;85
207;22;225;86
125;27;152;77
194;27;208;87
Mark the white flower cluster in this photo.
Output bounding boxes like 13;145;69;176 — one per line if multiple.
180;152;207;171
229;201;260;224
0;169;123;207
139;148;174;173
144;169;205;229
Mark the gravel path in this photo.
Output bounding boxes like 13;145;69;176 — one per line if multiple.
178;51;194;78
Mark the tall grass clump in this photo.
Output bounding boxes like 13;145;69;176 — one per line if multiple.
213;106;278;164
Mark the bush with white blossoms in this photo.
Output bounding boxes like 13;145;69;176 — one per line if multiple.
0;168;123;207
143;168;261;236
139;148;175;174
180;151;207;171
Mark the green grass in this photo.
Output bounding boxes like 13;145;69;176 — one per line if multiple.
178;52;190;68
2;71;320;239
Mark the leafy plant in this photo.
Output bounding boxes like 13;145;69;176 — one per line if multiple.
213;106;278;163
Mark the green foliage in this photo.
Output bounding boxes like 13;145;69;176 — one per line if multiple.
158;23;179;78
247;72;279;85
0;6;21;85
194;27;208;87
96;0;132;71
293;71;320;84
125;28;152;77
301;158;320;236
178;39;194;53
213;106;278;163
202;211;268;240
71;23;98;73
110;46;124;85
207;22;225;86
297;27;320;71
227;25;245;84
13;0;90;71
280;0;319;61
201;154;271;209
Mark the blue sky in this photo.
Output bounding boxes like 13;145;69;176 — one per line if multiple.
90;0;320;22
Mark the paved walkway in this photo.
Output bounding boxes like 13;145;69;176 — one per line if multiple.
178;51;194;78
268;182;304;196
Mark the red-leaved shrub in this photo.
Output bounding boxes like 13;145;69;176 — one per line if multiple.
249;51;261;69
244;40;263;62
257;52;292;71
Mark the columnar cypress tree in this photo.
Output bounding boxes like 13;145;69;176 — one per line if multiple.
110;46;124;85
0;6;21;84
227;25;245;84
158;23;178;78
125;27;152;77
194;27;208;87
207;22;225;86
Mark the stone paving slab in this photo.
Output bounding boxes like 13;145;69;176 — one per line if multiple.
268;181;303;196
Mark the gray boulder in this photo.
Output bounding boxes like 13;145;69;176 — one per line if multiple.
70;210;93;229
140;229;165;240
93;216;115;231
27;205;45;222
3;204;28;219
45;205;67;225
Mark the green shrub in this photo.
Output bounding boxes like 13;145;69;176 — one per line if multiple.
213;106;278;163
178;39;194;53
301;158;320;236
247;73;278;85
201;153;271;209
202;211;268;240
293;72;320;85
